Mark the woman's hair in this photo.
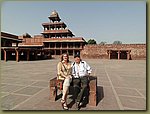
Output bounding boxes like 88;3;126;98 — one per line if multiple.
61;53;69;62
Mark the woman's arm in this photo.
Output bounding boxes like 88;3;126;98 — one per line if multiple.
57;62;66;78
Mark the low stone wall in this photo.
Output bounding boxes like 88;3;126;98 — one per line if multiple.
80;44;146;60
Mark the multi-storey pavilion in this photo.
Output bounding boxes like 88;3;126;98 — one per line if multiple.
41;10;86;56
1;10;86;62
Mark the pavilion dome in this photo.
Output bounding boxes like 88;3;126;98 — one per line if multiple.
50;10;59;17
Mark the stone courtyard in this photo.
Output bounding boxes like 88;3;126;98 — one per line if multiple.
0;58;146;110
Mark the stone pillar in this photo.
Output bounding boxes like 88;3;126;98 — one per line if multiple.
49;43;50;48
35;51;38;60
118;51;120;60
61;43;62;49
67;43;68;49
49;77;57;101
16;43;18;47
27;50;30;61
88;76;97;106
80;43;82;49
4;50;7;62
60;50;62;55
127;50;130;60
108;50;111;59
73;43;75;49
54;50;56;55
54;43;56;49
73;50;75;57
16;50;19;62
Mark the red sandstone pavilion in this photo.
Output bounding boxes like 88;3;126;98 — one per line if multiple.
1;10;86;62
1;10;146;62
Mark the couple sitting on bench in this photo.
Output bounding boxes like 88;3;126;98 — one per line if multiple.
57;53;92;110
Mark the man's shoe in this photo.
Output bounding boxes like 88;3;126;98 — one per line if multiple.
78;102;83;107
76;101;79;108
75;101;80;110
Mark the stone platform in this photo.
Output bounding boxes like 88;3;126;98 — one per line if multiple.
1;59;146;110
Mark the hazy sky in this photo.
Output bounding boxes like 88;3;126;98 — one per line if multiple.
1;1;146;44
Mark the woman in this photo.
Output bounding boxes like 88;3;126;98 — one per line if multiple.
57;53;72;110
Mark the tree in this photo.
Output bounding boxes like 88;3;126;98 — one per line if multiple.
23;33;31;38
99;41;107;45
113;40;122;44
87;39;97;44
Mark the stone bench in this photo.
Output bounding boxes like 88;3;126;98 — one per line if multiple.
49;76;97;106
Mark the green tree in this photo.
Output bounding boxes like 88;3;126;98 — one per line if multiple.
99;41;107;45
23;33;31;38
113;40;122;44
87;39;97;44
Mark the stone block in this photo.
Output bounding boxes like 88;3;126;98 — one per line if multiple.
88;91;97;106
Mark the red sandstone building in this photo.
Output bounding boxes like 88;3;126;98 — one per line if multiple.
1;10;86;61
1;10;146;62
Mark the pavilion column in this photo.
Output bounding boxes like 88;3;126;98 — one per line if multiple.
16;50;19;62
35;51;38;60
80;43;82;49
118;51;120;60
60;50;62;55
54;50;56;55
49;43;50;48
61;43;62;49
4;50;7;62
27;50;30;61
16;43;18;47
41;51;44;59
67;43;68;49
73;50;75;57
127;50;130;60
73;43;75;49
108;50;111;59
55;43;56;49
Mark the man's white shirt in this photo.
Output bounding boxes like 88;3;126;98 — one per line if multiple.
71;61;92;78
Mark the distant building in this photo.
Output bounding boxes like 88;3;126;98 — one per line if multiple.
18;10;86;56
1;10;86;62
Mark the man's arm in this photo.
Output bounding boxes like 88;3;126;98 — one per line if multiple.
71;62;76;77
85;62;92;75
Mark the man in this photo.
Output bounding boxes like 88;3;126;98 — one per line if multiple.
72;53;92;109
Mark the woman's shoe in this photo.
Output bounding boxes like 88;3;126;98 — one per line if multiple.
61;99;69;110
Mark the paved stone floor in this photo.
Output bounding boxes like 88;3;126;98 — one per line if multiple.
0;58;146;110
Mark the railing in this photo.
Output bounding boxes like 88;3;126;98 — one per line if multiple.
44;47;83;50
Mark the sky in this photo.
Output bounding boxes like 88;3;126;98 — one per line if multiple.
1;1;146;44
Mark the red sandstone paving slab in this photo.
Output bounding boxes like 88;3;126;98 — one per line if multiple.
1;94;30;110
1;78;35;86
1;85;24;93
121;76;146;89
1;92;9;98
13;88;50;110
138;89;146;98
1;60;146;110
98;80;111;87
30;81;49;87
115;87;142;97
97;86;120;110
118;96;146;110
14;86;44;95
